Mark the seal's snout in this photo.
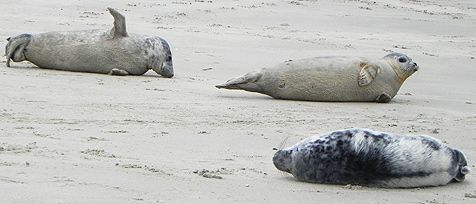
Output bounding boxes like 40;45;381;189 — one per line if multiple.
273;150;292;173
160;62;174;78
461;166;471;175
453;149;470;182
150;57;174;78
412;62;419;71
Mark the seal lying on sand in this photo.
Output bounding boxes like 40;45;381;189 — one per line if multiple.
5;8;173;77
217;53;418;102
273;128;470;188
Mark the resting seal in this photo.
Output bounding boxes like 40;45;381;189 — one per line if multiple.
273;128;470;188
216;53;418;102
5;8;173;77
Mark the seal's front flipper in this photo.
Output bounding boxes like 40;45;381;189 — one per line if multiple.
358;62;380;87
216;71;263;93
108;68;129;76
376;92;391;103
107;8;128;39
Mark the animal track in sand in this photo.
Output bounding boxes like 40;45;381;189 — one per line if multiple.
85;137;108;141
80;149;117;158
153;12;188;24
0;161;19;166
104;130;128;134
79;11;103;19
117;163;172;175
0;176;24;184
193;167;268;179
0;142;38;154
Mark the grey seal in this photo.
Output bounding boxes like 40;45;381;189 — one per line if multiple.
216;53;418;102
273;128;470;188
5;8;173;77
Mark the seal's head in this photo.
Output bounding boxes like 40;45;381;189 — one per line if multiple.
383;52;419;82
157;39;174;78
5;34;31;67
273;149;293;174
146;38;174;78
452;149;470;182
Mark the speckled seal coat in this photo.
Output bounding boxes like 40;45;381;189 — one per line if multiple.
273;128;470;188
5;8;173;78
217;53;418;103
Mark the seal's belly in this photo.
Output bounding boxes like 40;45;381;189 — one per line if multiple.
268;73;387;101
260;58;397;101
25;35;148;75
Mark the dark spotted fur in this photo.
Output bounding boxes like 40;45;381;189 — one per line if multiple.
273;128;470;188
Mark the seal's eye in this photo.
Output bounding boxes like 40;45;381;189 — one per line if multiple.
398;57;407;63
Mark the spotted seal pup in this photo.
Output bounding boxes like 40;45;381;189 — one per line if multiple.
5;8;173;77
273;128;470;188
217;53;418;102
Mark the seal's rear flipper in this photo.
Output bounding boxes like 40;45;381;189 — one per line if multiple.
216;71;263;93
5;34;31;67
107;8;128;39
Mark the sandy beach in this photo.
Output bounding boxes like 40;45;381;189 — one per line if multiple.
1;0;475;203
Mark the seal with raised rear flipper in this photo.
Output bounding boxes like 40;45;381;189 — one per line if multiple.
217;53;418;102
273;128;470;188
5;8;174;78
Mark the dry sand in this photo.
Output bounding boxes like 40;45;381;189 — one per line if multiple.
1;0;475;203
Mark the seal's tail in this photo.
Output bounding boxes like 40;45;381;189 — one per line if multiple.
215;71;263;93
5;34;31;67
